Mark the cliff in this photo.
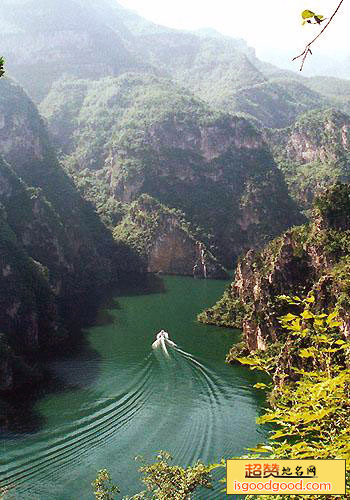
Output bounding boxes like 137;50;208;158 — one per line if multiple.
114;194;227;278
0;77;139;396
265;109;350;212
41;73;303;268
199;183;350;358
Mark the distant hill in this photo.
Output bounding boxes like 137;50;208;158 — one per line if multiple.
0;0;347;128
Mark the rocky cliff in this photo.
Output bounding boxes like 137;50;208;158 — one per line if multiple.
114;194;227;278
0;77;139;395
199;183;350;358
265;109;350;212
41;73;303;268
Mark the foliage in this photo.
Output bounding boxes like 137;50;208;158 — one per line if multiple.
92;452;215;500
92;470;120;500
233;295;350;498
43;73;301;267
301;10;324;26
197;288;246;328
0;57;4;78
137;451;214;500
266;109;350;213
294;0;344;71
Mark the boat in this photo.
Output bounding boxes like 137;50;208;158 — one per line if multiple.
152;330;177;355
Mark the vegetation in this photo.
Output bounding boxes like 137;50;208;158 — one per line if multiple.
197;288;246;328
93;295;350;499
233;294;350;499
266;108;350;213
92;470;120;500
294;0;345;71
92;452;214;500
2;2;350;499
42;73;302;267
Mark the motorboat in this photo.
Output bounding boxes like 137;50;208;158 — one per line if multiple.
152;330;177;355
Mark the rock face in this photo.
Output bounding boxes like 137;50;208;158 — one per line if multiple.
42;74;303;268
0;77;138;394
200;184;350;356
265;109;350;211
114;195;227;278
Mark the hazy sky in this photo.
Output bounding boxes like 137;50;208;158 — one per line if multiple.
117;0;348;52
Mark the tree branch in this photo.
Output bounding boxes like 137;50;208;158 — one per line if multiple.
293;0;345;71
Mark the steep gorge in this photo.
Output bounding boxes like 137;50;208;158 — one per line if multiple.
200;184;350;360
41;73;303;268
265;108;350;212
0;77;140;396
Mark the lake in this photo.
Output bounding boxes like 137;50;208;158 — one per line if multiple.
0;275;268;499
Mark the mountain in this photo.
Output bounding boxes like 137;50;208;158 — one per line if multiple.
199;183;350;359
0;77;140;393
265;109;350;211
0;0;343;129
0;0;150;102
1;0;349;393
41;73;303;267
131;30;331;128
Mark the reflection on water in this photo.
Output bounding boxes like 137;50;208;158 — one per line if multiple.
0;276;268;499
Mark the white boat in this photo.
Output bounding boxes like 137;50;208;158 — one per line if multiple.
152;330;177;355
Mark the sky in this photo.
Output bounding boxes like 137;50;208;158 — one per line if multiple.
117;0;349;52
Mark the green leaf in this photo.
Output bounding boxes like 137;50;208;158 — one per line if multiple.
302;9;316;19
329;321;342;328
299;348;315;358
247;445;271;453
301;310;313;319
305;295;315;303
280;313;298;322
235;357;260;366
254;383;268;389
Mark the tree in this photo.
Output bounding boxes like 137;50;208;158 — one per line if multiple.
0;57;4;78
92;470;120;500
136;451;214;500
92;452;215;500
234;294;350;498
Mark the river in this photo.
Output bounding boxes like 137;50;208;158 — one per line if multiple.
1;275;268;499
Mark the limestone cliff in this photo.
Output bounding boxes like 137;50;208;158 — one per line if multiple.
265;109;350;212
199;184;350;358
42;74;303;268
0;78;140;395
114;195;227;278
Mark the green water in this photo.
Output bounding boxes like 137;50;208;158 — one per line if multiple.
1;276;268;499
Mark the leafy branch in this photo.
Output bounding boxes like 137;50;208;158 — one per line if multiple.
293;0;345;71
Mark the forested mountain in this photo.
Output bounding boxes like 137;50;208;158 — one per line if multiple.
40;73;303;266
200;183;350;356
0;0;347;128
265;109;350;212
1;1;350;496
0;77;140;394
